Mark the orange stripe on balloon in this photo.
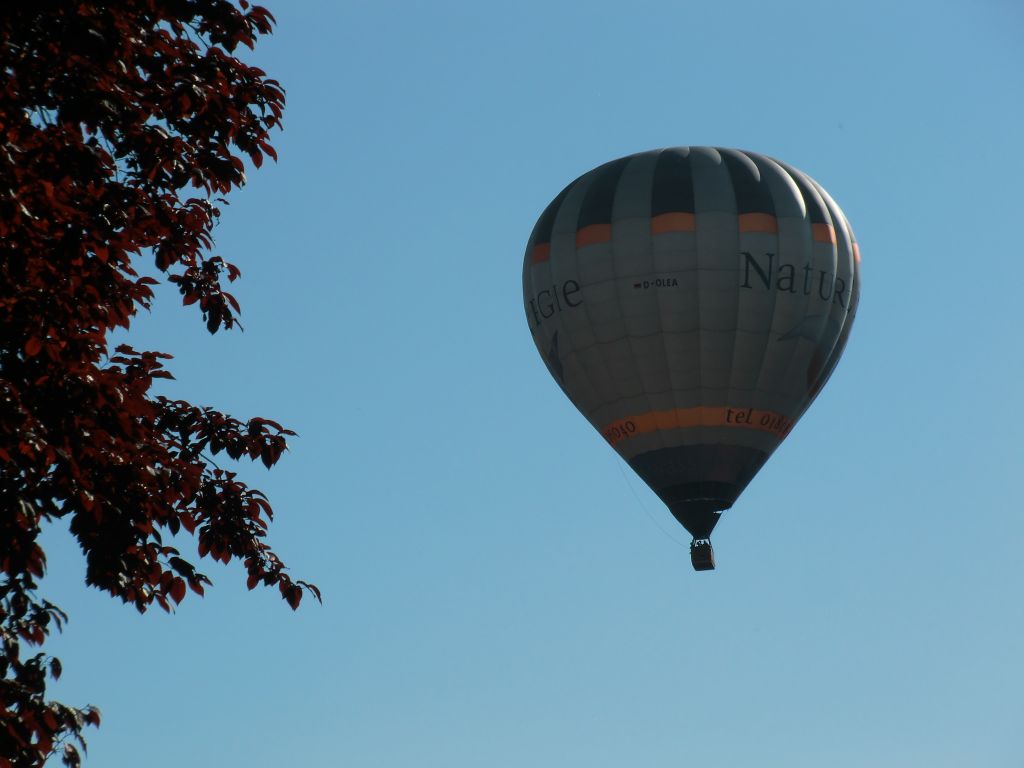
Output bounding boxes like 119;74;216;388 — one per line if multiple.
812;223;837;244
650;212;696;234
852;242;861;263
600;406;793;446
738;213;778;233
575;223;612;247
531;243;551;264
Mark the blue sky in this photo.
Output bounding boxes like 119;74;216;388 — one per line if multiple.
40;1;1023;765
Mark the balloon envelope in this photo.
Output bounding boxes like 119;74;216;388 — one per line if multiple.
522;147;860;549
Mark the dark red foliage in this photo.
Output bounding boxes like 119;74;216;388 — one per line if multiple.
0;3;318;765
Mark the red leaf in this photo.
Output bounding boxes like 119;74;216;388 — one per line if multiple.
258;140;278;162
299;582;322;603
260;446;274;468
25;337;43;357
37;734;53;757
170;577;186;604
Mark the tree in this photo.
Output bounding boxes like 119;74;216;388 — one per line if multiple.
0;3;319;765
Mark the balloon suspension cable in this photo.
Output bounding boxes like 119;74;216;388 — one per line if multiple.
690;538;715;571
614;456;688;549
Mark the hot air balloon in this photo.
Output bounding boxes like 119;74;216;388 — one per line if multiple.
522;147;860;571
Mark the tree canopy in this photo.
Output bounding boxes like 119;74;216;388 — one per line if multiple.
0;3;316;765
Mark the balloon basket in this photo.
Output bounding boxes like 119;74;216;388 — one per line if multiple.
690;539;715;571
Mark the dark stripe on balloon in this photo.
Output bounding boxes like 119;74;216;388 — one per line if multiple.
722;150;776;216
527;182;573;260
784;166;830;225
651;148;695;217
576;156;630;230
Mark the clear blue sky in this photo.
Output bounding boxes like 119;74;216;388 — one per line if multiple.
40;1;1023;765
